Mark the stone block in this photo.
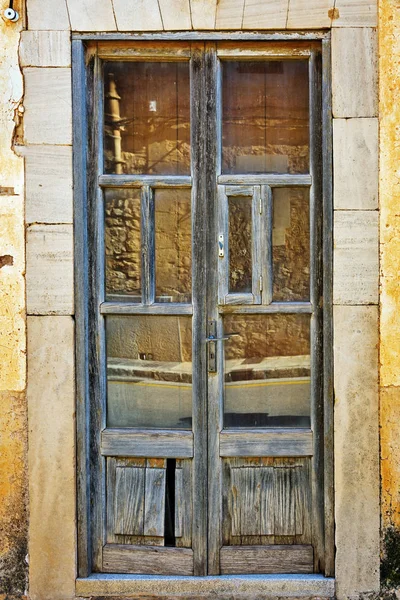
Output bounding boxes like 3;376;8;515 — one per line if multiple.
333;211;378;305
334;305;379;598
332;28;378;118
112;0;163;30
190;0;217;29
159;0;192;29
19;31;71;67
381;386;400;528
287;0;332;28
26;224;74;315
333;118;378;210
215;0;245;29
24;68;72;145
24;145;73;224
28;316;75;600
243;0;289;28
27;0;70;30
332;0;377;27
66;0;116;31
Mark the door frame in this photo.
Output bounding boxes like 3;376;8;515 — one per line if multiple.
72;31;333;585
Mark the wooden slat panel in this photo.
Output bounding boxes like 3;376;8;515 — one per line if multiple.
103;544;194;575
144;468;165;538
175;459;192;548
260;467;274;536
101;429;194;458
220;545;313;575
241;467;261;543
230;467;241;537
114;466;145;536
220;429;313;457
274;468;296;536
175;469;183;538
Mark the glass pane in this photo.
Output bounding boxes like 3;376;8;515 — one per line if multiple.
223;314;311;428
273;188;310;301
104;62;190;175
229;195;252;294
106;316;192;429
155;189;192;303
222;61;309;174
105;188;141;302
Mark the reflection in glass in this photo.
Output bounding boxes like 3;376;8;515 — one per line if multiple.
155;189;192;303
104;62;190;175
229;196;252;294
223;314;311;428
105;189;141;302
272;188;310;301
222;61;309;174
106;316;192;429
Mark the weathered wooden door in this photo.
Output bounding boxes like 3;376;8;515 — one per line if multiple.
80;39;331;579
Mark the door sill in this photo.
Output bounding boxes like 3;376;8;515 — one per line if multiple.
76;573;335;598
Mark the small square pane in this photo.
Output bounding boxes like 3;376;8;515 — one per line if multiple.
222;61;309;175
106;316;192;429
105;188;141;302
223;314;311;428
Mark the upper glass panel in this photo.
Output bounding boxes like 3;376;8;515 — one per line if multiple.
104;62;190;175
222;60;309;175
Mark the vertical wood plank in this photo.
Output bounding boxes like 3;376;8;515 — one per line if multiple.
175;459;192;547
274;468;296;536
252;186;262;304
142;185;155;305
144;467;165;537
294;467;304;536
261;185;273;305
218;186;228;304
175;468;183;538
260;467;274;536
230;468;242;537
241;467;261;543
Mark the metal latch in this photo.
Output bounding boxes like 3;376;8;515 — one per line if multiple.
206;321;239;373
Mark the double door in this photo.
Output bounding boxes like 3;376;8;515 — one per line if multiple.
83;40;331;577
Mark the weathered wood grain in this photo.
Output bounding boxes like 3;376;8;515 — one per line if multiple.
260;467;274;536
99;174;192;187
101;429;194;458
100;302;193;315
218;174;311;186
220;545;314;574
115;467;145;535
220;429;313;457
175;459;192;547
144;468;166;537
274;468;296;536
103;544;194;575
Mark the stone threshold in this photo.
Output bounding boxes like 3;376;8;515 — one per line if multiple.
76;573;335;598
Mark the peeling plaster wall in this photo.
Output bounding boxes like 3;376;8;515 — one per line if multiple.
0;1;28;597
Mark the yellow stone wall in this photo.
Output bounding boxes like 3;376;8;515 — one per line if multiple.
379;0;400;530
0;1;28;596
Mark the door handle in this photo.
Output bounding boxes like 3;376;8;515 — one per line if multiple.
206;332;239;342
207;321;239;373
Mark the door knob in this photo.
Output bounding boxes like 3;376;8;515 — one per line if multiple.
206;332;239;343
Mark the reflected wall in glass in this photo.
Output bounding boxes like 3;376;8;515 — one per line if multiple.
222;60;309;174
228;195;252;294
106;316;192;429
272;187;310;301
104;62;190;175
105;188;141;302
155;189;192;303
223;314;311;428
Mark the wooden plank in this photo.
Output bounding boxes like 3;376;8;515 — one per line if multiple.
217;44;312;58
219;302;313;314
103;544;194;575
175;459;192;548
101;429;194;458
175;468;183;538
252;186;262;304
99;174;192;187
76;31;328;41
144;468;166;538
241;468;261;542
274;468;296;536
115;467;145;535
224;293;254;306
220;545;314;574
230;467;242;537
260;467;274;536
141;185;155;305
217;185;228;305
220;430;313;457
100;302;193;315
218;174;312;186
225;185;253;197
261;185;273;305
322;35;335;578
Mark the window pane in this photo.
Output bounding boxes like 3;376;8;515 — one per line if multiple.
105;188;141;302
223;314;311;428
222;61;309;174
106;316;192;429
155;189;192;303
104;62;190;175
229;195;252;294
272;188;310;301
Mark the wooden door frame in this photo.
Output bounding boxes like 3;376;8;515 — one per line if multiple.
72;32;333;584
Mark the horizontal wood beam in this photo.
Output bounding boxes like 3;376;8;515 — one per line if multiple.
76;32;329;42
219;302;312;314
101;429;194;458
99;175;192;188
220;545;313;575
103;544;193;575
220;429;313;457
100;302;193;315
218;174;312;186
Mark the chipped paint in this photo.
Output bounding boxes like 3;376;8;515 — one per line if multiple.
0;2;28;597
379;0;400;529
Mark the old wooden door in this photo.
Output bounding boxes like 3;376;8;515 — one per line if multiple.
80;39;331;579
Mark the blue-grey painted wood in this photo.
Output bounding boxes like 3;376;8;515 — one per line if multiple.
99;174;192;188
100;302;193;315
220;430;313;457
101;429;194;458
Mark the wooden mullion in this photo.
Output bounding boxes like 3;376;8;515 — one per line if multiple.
309;48;325;574
190;42;208;577
261;186;273;305
217;185;228;304
219;302;313;315
218;174;312;186
100;302;193;315
252;186;262;305
322;35;334;578
76;32;329;42
141;185;155;305
99;174;192;188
